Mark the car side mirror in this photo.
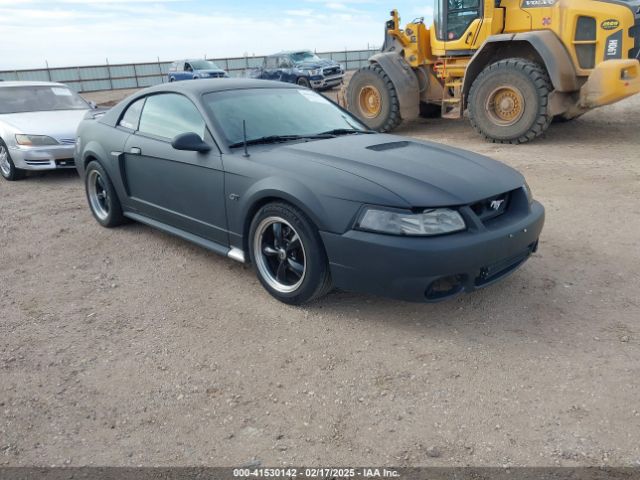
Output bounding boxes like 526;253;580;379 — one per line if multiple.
171;132;212;153
89;101;97;109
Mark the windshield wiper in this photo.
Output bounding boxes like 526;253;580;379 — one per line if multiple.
228;134;334;148
317;128;374;136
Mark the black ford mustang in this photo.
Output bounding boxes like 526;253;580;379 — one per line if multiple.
75;79;544;304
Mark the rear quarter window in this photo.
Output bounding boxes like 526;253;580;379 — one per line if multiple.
118;97;146;130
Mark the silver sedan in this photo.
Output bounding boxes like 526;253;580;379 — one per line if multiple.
0;81;94;181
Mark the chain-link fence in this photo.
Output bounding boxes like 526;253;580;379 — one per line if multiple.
0;49;379;93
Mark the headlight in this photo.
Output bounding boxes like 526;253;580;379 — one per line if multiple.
15;134;58;146
523;182;533;205
308;68;322;76
356;207;466;236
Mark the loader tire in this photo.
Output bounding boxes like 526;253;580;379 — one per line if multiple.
468;58;552;144
346;63;402;132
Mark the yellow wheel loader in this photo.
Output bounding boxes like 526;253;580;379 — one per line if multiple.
344;0;640;143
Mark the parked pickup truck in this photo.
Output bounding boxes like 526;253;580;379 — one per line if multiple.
167;60;228;82
252;51;344;90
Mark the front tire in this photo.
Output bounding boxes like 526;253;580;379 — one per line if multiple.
468;58;552;144
297;77;311;88
346;63;401;132
249;202;332;305
85;161;125;228
0;140;25;181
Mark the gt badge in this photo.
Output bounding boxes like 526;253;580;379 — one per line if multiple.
601;19;620;30
542;17;552;26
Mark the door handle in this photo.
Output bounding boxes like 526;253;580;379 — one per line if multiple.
465;31;474;45
129;147;141;155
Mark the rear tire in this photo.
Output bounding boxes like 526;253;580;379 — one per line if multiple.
468;58;552;144
85;161;125;228
249;202;332;305
0;139;26;181
346;63;402;132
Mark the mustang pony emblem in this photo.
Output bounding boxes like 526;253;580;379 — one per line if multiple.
490;199;505;210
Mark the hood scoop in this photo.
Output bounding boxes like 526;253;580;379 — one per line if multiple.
366;141;411;152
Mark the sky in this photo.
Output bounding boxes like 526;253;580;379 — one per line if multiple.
0;0;435;70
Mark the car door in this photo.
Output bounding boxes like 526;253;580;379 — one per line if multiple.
261;57;277;80
277;56;295;83
184;62;196;79
121;92;228;246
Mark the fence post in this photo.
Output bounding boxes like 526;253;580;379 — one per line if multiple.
157;56;163;84
76;66;82;92
106;58;113;90
45;60;52;82
134;64;140;88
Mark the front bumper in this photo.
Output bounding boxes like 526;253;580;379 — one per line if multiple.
321;201;545;303
580;59;640;108
9;144;76;170
310;74;345;90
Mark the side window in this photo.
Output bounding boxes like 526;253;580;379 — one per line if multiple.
138;94;206;141
185;62;193;72
118;97;145;130
446;0;481;40
278;57;291;68
266;57;278;69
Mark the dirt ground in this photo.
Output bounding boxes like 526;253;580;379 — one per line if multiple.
1;85;639;468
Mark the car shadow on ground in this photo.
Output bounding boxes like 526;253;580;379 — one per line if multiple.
22;169;80;183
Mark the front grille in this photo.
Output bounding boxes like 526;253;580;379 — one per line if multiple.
208;72;225;78
576;16;596;41
475;243;536;287
58;138;76;145
470;191;510;222
323;67;340;76
575;16;597;69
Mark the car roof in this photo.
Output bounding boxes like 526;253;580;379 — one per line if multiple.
99;78;303;129
0;81;69;88
143;78;300;95
268;50;315;57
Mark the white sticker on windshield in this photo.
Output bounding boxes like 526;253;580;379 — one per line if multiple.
299;89;330;104
51;87;72;96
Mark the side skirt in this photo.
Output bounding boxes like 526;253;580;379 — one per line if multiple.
124;212;246;263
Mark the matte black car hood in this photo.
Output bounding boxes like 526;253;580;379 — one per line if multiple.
281;134;525;207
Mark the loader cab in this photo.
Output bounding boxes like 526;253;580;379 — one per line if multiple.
431;0;490;54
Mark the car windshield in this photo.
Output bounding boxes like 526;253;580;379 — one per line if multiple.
0;85;88;114
190;60;221;70
290;51;322;63
203;88;368;147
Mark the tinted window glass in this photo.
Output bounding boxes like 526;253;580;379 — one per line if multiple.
290;51;321;63
138;94;206;140
190;60;221;70
203;88;367;146
447;0;480;40
278;57;292;68
266;57;278;68
119;97;145;130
